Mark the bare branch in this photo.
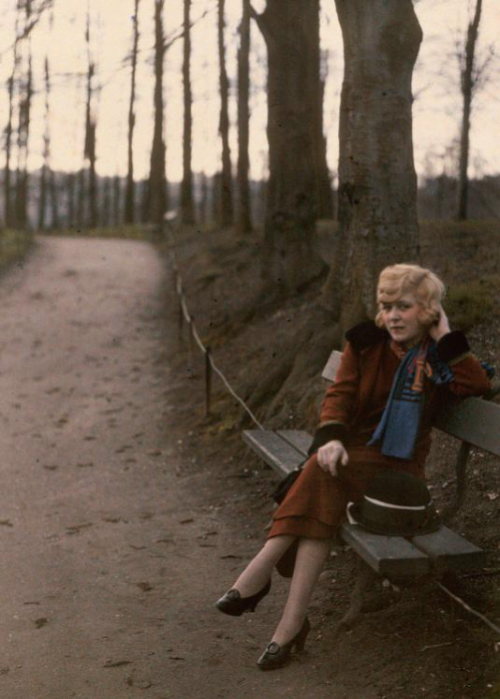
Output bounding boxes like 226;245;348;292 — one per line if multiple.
249;4;269;39
0;0;54;59
437;582;500;637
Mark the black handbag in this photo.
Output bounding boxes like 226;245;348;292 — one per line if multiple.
272;461;307;505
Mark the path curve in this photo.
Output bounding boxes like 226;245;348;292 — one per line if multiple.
0;236;352;699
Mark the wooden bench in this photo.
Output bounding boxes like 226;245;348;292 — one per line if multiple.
243;350;500;626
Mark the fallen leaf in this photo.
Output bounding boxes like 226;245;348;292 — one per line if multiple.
66;523;93;535
103;660;132;668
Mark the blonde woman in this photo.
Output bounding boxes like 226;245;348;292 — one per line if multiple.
216;264;491;670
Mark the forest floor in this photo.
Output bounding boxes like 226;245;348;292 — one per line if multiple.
0;230;499;699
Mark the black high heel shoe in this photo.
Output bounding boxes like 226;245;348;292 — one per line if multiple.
215;580;271;617
257;617;311;671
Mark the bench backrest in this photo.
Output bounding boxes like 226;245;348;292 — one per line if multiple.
322;349;500;457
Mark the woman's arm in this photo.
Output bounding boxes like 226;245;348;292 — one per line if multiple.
307;341;360;462
436;332;492;397
430;307;491;397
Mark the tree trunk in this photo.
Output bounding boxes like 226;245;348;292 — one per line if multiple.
4;2;21;229
66;172;76;229
101;177;112;227
180;0;195;224
124;0;140;225
252;0;326;292
457;0;482;222
199;172;209;224
146;0;167;227
113;175;122;226
15;0;33;230
38;56;50;230
322;0;422;331
217;0;233;227
49;169;60;229
76;168;85;229
84;11;98;228
236;0;252;234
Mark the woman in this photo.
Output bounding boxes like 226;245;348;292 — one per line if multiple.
215;264;491;670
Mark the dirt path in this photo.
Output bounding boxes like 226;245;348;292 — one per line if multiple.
0;236;359;699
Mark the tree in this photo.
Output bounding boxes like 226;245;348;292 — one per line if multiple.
38;55;51;230
236;0;252;234
113;174;122;226
456;0;483;221
84;10;98;229
15;0;34;229
66;172;76;229
4;0;22;229
247;0;423;422
180;0;195;224
322;0;422;331
124;0;141;225
251;0;329;291
146;0;168;227
49;168;60;229
217;0;233;227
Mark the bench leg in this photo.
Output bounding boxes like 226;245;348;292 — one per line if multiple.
334;559;377;634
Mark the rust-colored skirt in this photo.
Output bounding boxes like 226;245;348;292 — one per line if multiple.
268;446;426;577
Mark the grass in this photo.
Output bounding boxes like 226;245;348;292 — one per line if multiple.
0;228;34;270
420;220;500;329
446;277;498;330
42;224;159;241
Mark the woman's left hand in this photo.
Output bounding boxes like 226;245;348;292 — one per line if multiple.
428;305;451;342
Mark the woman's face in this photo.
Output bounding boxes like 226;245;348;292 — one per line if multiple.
380;293;427;345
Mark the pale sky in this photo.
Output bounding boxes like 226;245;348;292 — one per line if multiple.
0;0;499;183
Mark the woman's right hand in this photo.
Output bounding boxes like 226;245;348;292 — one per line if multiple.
317;440;349;477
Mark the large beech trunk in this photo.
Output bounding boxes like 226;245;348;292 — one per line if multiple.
323;0;422;331
252;0;329;292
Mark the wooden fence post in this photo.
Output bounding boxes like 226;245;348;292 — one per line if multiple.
205;347;212;417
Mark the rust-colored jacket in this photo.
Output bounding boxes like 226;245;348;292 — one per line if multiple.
311;323;491;466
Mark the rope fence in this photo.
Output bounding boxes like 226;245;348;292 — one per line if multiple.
162;213;500;648
165;218;265;431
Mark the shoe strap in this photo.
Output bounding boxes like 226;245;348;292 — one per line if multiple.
265;642;281;655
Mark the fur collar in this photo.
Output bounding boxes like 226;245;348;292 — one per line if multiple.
345;320;390;352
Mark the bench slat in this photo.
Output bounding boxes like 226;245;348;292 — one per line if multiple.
341;523;430;577
410;526;486;571
242;430;304;476
321;350;343;382
276;430;312;457
434;397;500;456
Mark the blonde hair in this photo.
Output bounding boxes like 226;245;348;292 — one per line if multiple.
375;264;445;328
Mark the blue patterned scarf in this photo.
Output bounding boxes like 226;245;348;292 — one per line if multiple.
368;337;454;460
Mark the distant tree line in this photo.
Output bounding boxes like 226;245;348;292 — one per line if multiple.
1;0;497;304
